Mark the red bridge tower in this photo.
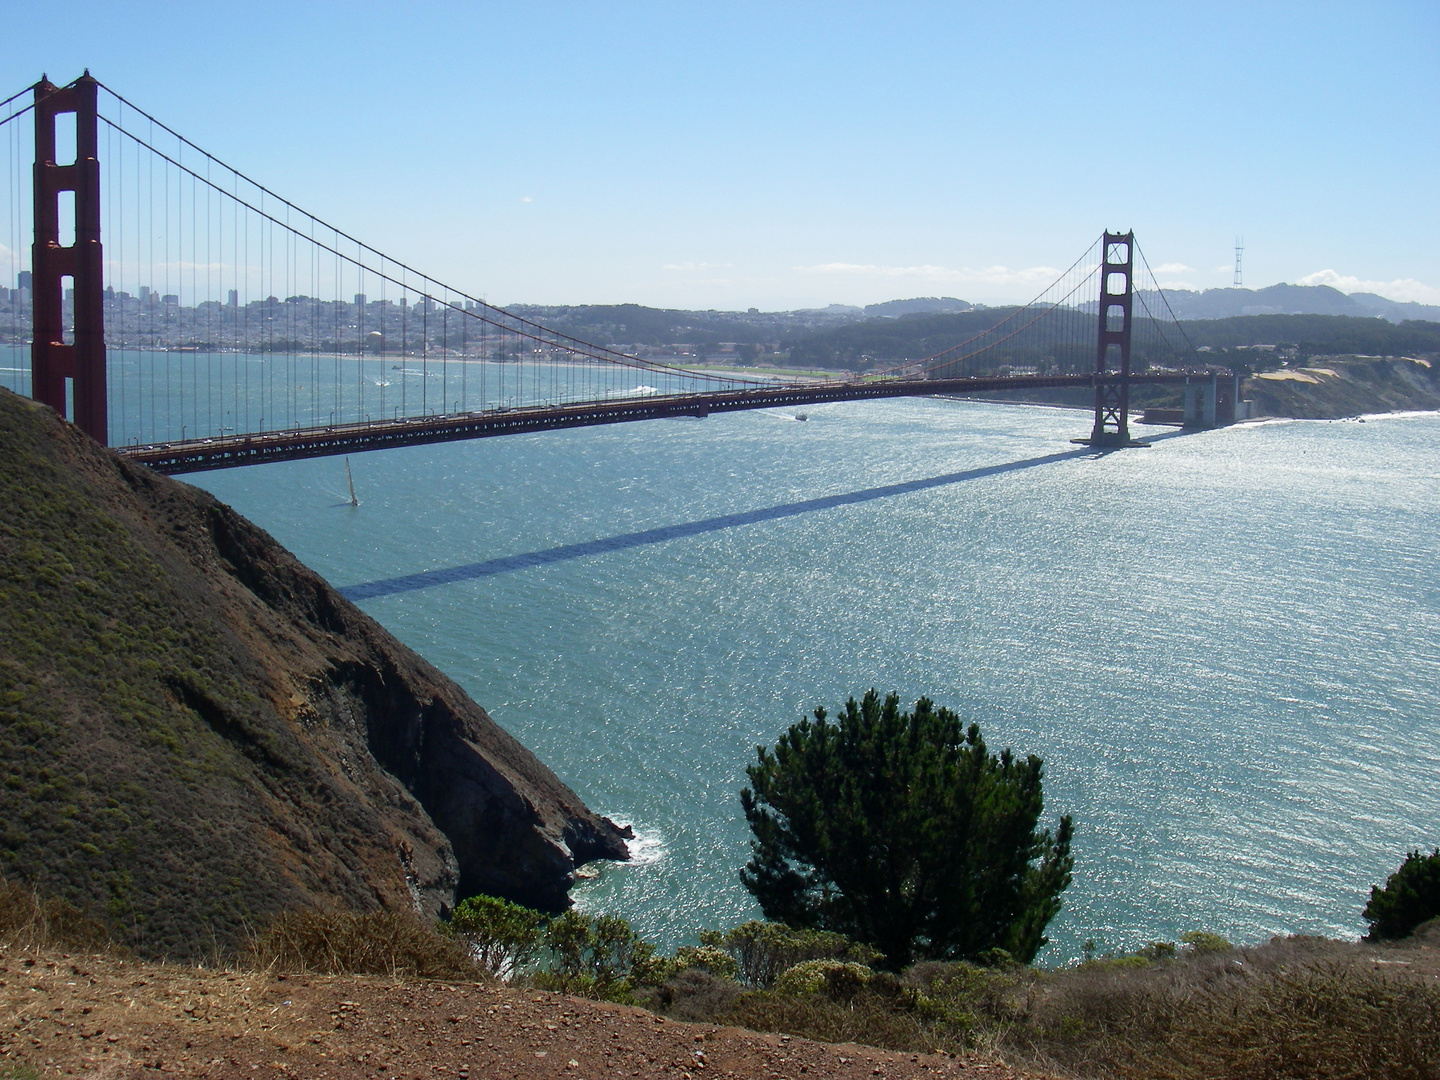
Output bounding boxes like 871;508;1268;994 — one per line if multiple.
1082;231;1147;448
31;73;107;445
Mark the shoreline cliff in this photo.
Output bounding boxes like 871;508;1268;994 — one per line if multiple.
0;388;628;959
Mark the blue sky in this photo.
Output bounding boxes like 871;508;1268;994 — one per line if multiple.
6;1;1437;310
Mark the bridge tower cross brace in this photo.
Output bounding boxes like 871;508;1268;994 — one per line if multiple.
1086;231;1142;448
31;73;107;445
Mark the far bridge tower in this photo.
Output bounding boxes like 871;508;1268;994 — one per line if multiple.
1080;230;1148;448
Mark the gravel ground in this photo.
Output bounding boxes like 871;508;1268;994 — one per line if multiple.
0;948;1041;1080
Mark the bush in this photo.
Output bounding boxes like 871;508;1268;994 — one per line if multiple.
774;958;874;998
637;968;744;1022
1364;847;1440;940
1180;930;1232;954
533;910;660;999
697;920;880;988
671;944;739;981
248;909;479;980
449;893;546;978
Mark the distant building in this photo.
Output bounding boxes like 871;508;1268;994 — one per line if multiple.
17;271;31;290
228;289;239;307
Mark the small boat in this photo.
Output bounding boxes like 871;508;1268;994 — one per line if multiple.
794;413;808;421
345;458;359;507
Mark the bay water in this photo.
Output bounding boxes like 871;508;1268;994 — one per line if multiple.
187;398;1440;963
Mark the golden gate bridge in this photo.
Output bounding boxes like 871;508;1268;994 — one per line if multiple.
0;74;1238;474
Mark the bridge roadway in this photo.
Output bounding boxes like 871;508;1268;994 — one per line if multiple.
119;371;1210;474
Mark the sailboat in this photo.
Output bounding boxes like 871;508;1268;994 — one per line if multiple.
345;458;359;507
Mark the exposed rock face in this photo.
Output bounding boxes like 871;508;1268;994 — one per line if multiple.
1245;357;1440;419
0;389;626;958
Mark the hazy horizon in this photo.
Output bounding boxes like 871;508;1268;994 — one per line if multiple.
496;278;1440;316
6;2;1435;312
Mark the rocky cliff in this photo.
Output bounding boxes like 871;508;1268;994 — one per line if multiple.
0;388;627;959
1244;356;1440;419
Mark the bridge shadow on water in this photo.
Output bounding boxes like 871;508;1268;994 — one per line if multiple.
339;430;1197;601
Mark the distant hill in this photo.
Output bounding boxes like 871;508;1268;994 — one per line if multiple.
776;311;1440;373
505;303;867;350
864;297;973;317
1146;283;1440;323
505;293;1438;367
504;299;971;352
0;390;627;958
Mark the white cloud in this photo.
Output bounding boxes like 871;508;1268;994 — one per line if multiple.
521;196;532;203
1153;262;1194;274
1296;269;1440;305
794;262;1062;287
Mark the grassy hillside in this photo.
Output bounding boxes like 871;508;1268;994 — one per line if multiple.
0;389;625;958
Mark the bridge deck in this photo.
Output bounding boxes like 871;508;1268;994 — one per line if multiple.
118;372;1207;474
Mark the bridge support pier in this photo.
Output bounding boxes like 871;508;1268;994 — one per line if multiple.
31;73;107;445
1183;374;1217;428
1075;231;1148;449
1183;373;1242;429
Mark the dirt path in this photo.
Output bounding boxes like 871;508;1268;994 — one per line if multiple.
0;947;1038;1080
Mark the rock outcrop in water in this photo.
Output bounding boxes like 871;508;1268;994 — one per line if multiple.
0;388;627;959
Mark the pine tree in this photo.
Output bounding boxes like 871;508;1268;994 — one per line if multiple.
1364;847;1440;940
740;690;1073;968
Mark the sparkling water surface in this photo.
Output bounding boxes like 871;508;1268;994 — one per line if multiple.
188;399;1440;963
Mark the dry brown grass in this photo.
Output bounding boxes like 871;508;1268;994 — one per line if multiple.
725;991;943;1053
649;934;1440;1080
971;935;1440;1080
246;908;482;981
0;878;113;953
1113;963;1440;1080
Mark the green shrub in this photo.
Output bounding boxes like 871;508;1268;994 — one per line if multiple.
1180;930;1232;954
1137;941;1178;961
1364;848;1440;940
904;960;1024;1032
774;958;874;997
449;893;546;978
533;910;659;999
671;944;739;981
697;920;880;988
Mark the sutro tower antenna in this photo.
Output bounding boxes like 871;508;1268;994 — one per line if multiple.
1233;235;1245;287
